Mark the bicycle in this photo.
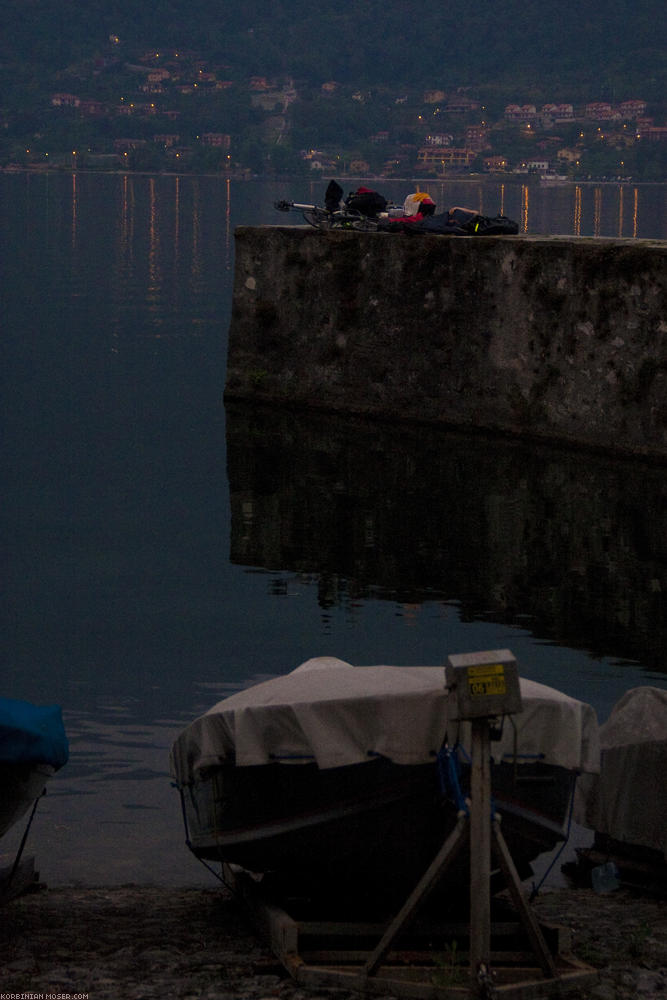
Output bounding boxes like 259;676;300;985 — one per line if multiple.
274;198;379;231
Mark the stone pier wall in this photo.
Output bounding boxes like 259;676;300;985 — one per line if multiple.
225;226;667;460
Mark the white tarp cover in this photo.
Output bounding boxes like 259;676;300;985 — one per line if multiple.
170;657;600;786
583;686;667;858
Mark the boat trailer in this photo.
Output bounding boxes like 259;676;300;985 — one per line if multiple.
225;652;597;999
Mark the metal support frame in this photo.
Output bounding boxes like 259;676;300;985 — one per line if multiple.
357;716;557;997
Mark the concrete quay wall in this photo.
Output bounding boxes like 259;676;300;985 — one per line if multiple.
225;226;667;460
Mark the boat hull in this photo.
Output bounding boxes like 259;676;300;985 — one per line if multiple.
0;762;53;839
181;755;575;903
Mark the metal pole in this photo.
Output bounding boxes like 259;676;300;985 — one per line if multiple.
469;718;491;989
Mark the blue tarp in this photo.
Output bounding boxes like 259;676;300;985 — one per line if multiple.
0;698;69;769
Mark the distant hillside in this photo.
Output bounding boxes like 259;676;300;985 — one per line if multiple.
2;0;666;106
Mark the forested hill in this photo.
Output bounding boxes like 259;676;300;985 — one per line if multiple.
3;0;666;104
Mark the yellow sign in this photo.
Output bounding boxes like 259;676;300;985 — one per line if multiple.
467;663;506;697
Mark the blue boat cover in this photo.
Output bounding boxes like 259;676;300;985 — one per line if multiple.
0;698;69;769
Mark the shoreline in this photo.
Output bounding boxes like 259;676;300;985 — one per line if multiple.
1;883;665;999
2;165;666;185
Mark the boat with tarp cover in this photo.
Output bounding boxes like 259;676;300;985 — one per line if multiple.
0;697;69;841
171;657;599;904
578;686;667;889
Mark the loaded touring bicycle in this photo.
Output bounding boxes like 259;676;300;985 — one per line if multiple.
275;180;519;235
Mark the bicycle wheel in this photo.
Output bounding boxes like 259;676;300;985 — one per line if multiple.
328;210;361;230
302;208;333;230
331;210;377;231
351;216;378;232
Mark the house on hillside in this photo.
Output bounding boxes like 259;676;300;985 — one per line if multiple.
142;79;166;94
51;93;80;107
465;125;490;151
444;95;480;114
524;159;550;174
302;149;337;171
78;99;106;116
201;133;231;148
251;84;297;112
642;126;667;142
585;102;616;120
483;155;508;172
541;103;574;123
557;147;580;166
504;104;538;124
154;134;180;147
114;138;148;152
423;133;453;146
618;100;647;119
416;146;476;170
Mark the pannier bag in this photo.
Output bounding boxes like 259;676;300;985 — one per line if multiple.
345;187;388;217
325;180;344;212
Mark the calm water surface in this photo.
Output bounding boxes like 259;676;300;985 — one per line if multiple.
1;172;666;886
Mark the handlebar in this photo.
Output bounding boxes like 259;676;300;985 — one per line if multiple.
274;200;318;212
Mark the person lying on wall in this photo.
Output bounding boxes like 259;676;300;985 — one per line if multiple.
378;198;519;236
402;190;437;220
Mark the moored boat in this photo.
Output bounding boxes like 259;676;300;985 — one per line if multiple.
170;657;599;904
0;698;69;840
580;686;667;882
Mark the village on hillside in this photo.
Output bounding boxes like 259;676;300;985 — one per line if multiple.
4;46;667;179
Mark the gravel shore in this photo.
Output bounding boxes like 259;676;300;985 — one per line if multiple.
0;884;665;999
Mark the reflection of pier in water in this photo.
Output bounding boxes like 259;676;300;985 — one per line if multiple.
227;402;667;672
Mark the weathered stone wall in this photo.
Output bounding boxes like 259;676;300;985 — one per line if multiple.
225;226;667;459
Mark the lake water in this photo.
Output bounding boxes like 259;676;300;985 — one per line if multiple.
1;172;666;887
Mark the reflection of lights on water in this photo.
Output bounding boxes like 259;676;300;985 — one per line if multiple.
225;176;232;270
147;177;161;314
174;174;180;267
573;186;582;236
593;186;602;237
191;179;202;284
108;174;215;345
71;171;77;250
398;603;420;625
521;184;529;233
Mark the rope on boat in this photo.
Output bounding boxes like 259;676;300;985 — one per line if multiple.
176;782;231;889
529;772;578;900
437;744;469;814
2;790;43;894
437;742;498;819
